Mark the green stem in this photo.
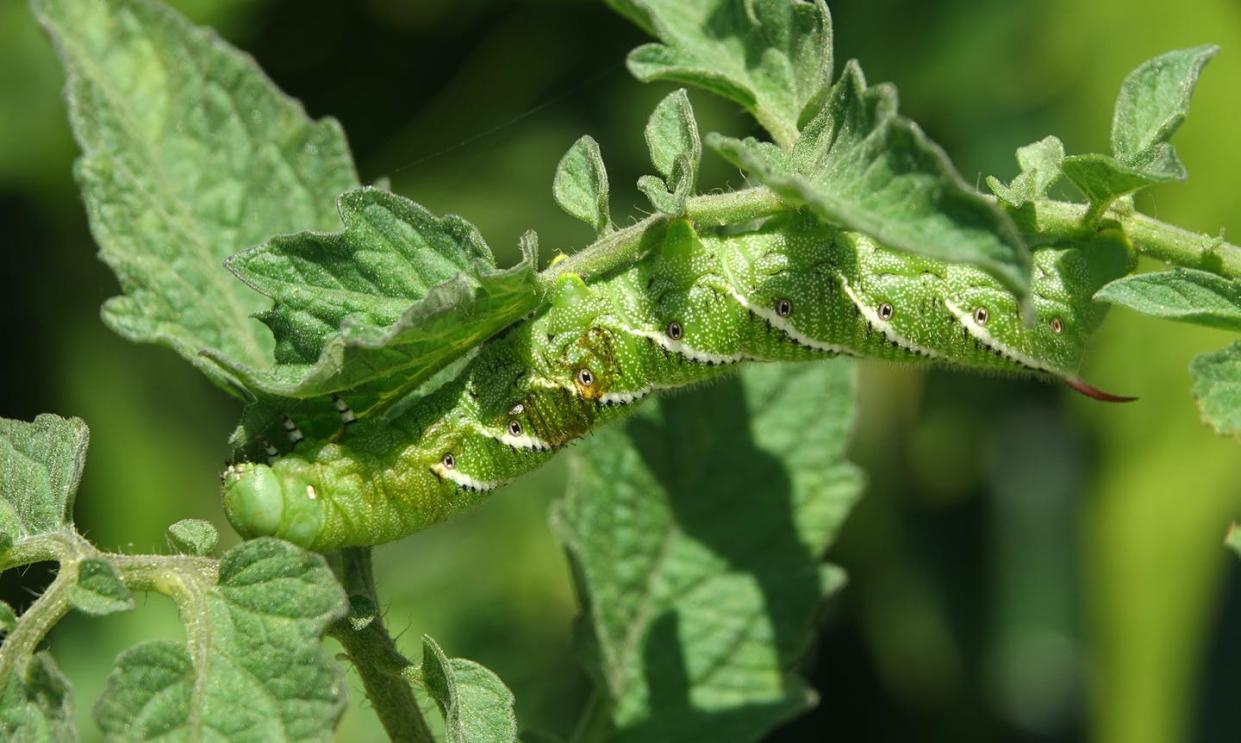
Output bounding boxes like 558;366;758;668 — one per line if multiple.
0;531;219;686
541;186;1240;300
330;547;435;743
0;565;74;683
538;187;789;288
1024;199;1241;278
0;532;89;684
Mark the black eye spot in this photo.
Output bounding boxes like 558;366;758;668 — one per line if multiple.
577;368;594;387
974;307;989;325
877;303;894;321
508;419;522;436
441;453;456;469
666;321;683;340
1051;317;1064;334
775;298;793;317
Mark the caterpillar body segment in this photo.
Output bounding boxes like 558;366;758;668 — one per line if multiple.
223;216;1133;550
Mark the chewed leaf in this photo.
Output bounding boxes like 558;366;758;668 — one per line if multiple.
1095;269;1241;332
711;60;1031;297
554;135;613;234
420;636;518;743
215;187;541;400
32;0;359;393
0;414;89;557
1190;342;1241;441
554;362;862;741
608;0;832;149
94;539;347;741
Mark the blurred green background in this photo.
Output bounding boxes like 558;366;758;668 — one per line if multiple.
2;0;1240;740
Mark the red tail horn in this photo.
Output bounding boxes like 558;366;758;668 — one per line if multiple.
1066;378;1138;403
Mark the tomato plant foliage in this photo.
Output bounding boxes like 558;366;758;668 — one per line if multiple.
2;0;1238;741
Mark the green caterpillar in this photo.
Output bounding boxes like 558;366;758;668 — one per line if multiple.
222;214;1134;550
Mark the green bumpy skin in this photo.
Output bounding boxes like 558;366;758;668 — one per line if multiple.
223;216;1134;550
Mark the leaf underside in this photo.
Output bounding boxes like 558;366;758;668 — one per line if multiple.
555;361;863;742
607;0;833;148
219;188;541;402
420;636;518;743
32;0;360;393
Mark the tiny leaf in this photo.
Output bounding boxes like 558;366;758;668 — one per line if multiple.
166;519;219;555
609;0;833;148
639;90;701;216
0;414;89;556
1061;46;1218;216
1095;268;1241;332
0;602;16;635
554;135;613;234
1112;45;1219;164
0;652;75;741
988;135;1065;207
420;636;518;743
710;60;1030;296
555;361;863;741
68;558;134;616
215;187;540;400
636;174;679;216
1190;342;1241;441
32;0;360;392
94;538;348;741
1059;153;1166;216
645;89;701;184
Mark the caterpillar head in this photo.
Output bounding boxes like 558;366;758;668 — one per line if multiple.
222;461;326;548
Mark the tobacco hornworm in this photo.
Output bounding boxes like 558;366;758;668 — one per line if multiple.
222;215;1134;550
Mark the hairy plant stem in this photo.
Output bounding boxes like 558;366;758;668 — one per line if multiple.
330;547;435;743
1025;199;1241;278
540;185;1241;293
0;531;215;687
538;187;786;287
0;551;76;684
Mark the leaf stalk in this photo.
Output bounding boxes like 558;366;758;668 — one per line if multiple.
540;185;1241;293
1022;199;1241;278
329;547;436;743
